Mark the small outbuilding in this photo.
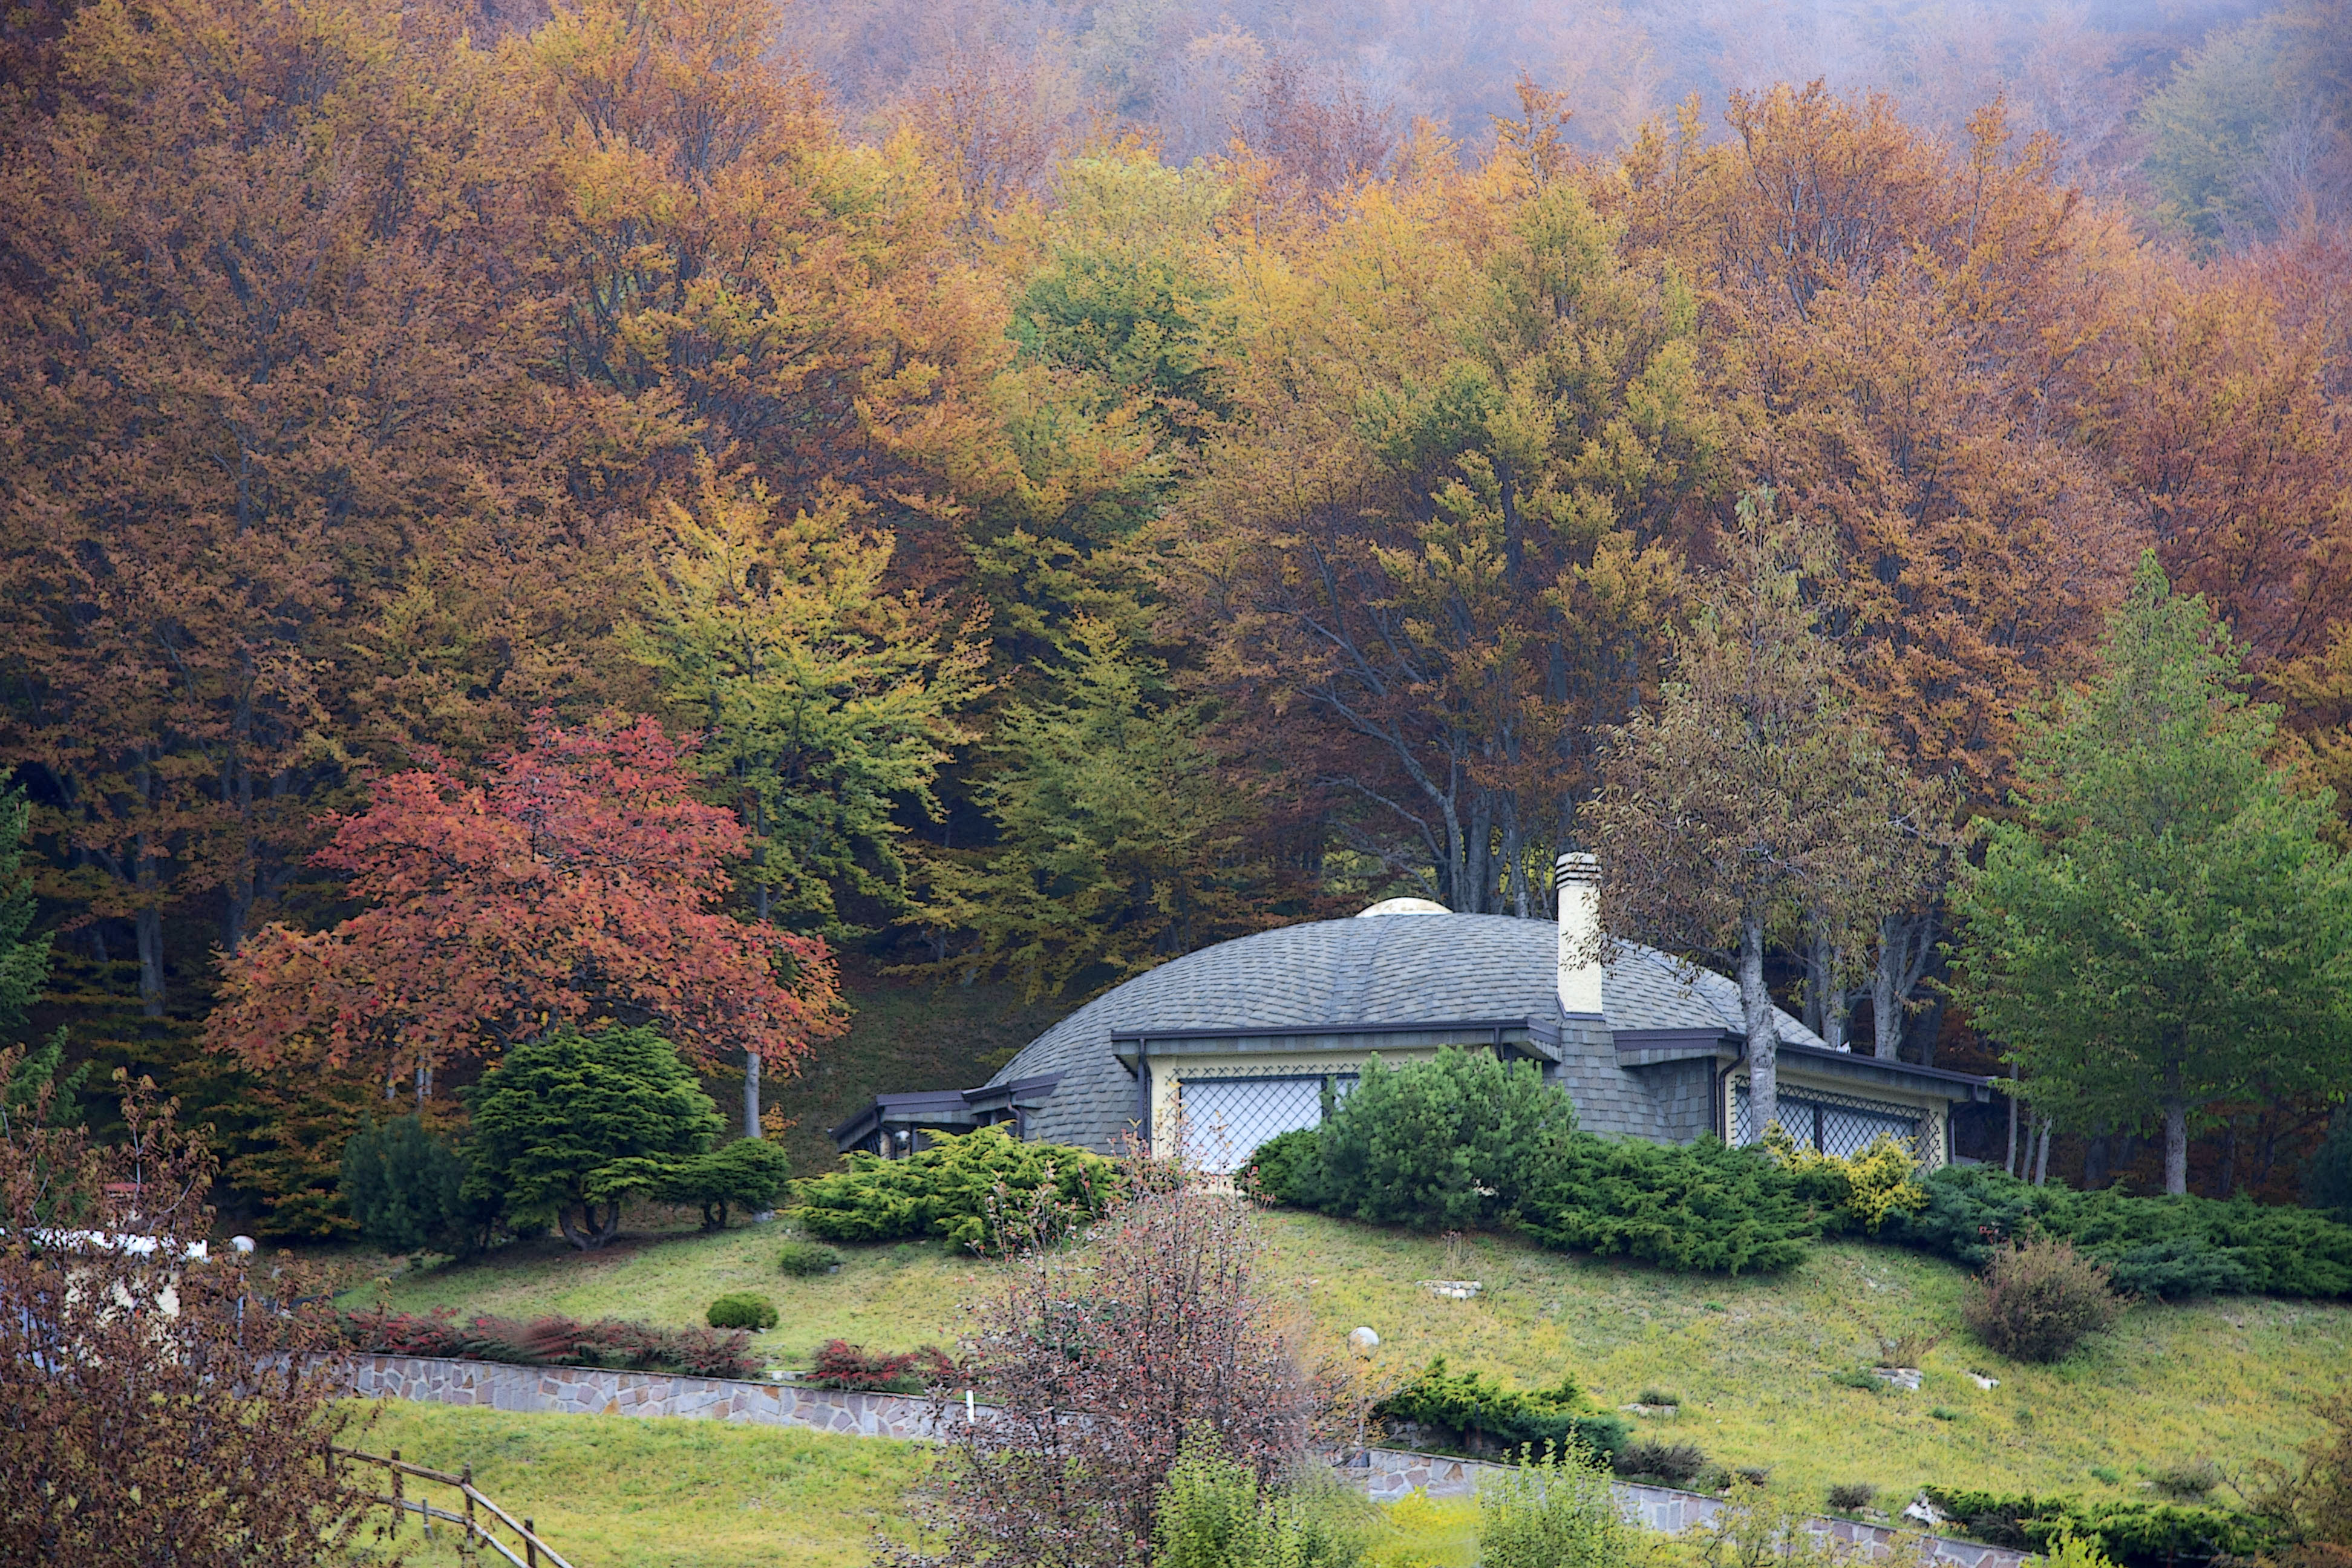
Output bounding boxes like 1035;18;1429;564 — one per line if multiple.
834;856;1997;1172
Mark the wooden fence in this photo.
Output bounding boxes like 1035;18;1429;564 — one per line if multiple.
336;1446;577;1568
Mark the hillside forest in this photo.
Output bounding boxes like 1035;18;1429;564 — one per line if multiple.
3;0;2350;1236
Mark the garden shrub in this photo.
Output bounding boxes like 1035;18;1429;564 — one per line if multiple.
2305;1112;2352;1221
339;1114;494;1255
794;1126;1120;1248
778;1240;843;1276
705;1292;779;1330
805;1338;957;1393
1310;1048;1578;1230
1826;1482;1876;1512
1922;1488;2275;1566
1373;1359;1627;1462
1238;1128;1321;1207
1768;1129;1928;1234
1152;1426;1373;1568
1614;1439;1708;1486
342;1306;754;1379
1523;1134;1814;1274
1479;1440;1630;1568
1962;1238;2125;1362
1883;1164;2352;1299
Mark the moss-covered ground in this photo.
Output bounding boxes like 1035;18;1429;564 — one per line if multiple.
341;1208;2352;1508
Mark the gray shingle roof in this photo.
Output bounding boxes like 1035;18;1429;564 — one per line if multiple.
988;914;1824;1151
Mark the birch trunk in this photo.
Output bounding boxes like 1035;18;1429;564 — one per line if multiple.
2163;1065;2190;1195
1739;911;1777;1142
745;1050;763;1140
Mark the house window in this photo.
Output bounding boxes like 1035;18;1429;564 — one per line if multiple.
1731;1078;1929;1161
1177;1074;1355;1174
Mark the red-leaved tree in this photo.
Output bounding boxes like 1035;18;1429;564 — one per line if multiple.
207;714;843;1094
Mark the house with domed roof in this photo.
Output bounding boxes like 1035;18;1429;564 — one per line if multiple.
833;856;1997;1172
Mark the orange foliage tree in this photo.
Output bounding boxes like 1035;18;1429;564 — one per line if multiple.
209;714;843;1097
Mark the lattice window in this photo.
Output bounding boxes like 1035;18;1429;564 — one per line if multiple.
1731;1077;1931;1161
1176;1073;1356;1174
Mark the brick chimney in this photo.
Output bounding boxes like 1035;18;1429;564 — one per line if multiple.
1555;852;1604;1018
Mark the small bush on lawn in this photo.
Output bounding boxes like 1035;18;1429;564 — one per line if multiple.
1882;1164;2352;1299
1310;1048;1578;1230
778;1240;843;1276
805;1338;957;1393
342;1306;754;1379
1523;1134;1814;1274
1636;1388;1681;1409
1614;1439;1708;1486
1480;1440;1632;1568
706;1292;779;1331
1961;1237;2125;1362
1826;1482;1877;1513
1375;1359;1628;1462
1238;1129;1321;1207
794;1126;1120;1248
2149;1461;2221;1501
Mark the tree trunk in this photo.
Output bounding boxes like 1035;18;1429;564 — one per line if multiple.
2033;1116;2053;1186
2084;1125;2110;1190
1739;912;1777;1142
1872;912;1935;1060
2006;1064;2020;1176
744;1050;763;1140
2163;1070;2190;1196
2217;1117;2239;1199
135;903;165;1019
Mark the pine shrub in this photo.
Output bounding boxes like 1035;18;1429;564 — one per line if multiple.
1309;1048;1577;1230
1523;1134;1814;1274
1827;1482;1877;1512
339;1115;492;1255
1960;1238;2125;1362
1237;1128;1321;1207
795;1126;1120;1248
1374;1358;1628;1462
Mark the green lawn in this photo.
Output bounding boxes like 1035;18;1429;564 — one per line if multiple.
343;1210;2352;1507
345;1400;930;1567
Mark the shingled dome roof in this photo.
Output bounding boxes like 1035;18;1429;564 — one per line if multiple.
987;913;1824;1151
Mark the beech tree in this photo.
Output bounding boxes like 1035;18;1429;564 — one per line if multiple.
1950;555;2352;1195
1586;494;1947;1138
209;714;843;1097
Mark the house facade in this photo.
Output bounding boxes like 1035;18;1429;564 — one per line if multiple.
833;855;1996;1171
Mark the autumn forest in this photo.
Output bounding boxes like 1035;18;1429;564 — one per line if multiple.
3;0;2350;1234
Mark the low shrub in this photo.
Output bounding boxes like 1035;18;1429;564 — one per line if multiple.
1153;1426;1377;1568
1930;1406;1961;1422
1771;1129;1929;1235
1827;1482;1877;1512
2149;1461;2221;1502
2305;1112;2352;1221
1524;1134;1814;1275
778;1240;843;1276
794;1126;1121;1249
342;1306;755;1379
706;1292;779;1331
1828;1368;1884;1393
1636;1388;1681;1409
1613;1439;1708;1486
1237;1129;1321;1207
1373;1358;1628;1462
1961;1237;2125;1362
1310;1048;1579;1231
1883;1165;2352;1300
1922;1487;2276;1566
805;1338;957;1394
1480;1440;1632;1568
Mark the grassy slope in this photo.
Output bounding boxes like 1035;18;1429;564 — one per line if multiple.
347;1211;2352;1506
766;962;1078;1175
350;1400;929;1567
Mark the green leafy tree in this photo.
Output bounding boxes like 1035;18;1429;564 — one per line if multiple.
589;1137;794;1231
460;1026;724;1250
926;619;1273;999
1587;495;1948;1137
1951;554;2352;1195
1309;1047;1577;1230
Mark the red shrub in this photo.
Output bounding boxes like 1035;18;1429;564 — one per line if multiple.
808;1339;958;1393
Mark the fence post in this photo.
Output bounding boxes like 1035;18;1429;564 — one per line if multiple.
524;1518;538;1567
463;1463;477;1555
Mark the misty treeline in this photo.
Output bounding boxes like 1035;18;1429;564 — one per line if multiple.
2;0;2349;1226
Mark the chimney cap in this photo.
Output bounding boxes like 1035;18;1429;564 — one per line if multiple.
1555;852;1598;884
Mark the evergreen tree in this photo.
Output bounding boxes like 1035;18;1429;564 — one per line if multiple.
0;785;53;1041
1952;554;2352;1195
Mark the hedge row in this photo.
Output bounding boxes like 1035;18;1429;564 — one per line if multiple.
1244;1050;2352;1296
1922;1487;2277;1567
342;1306;756;1379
